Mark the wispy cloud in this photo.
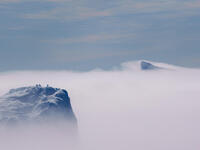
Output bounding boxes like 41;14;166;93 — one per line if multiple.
43;33;134;44
0;0;72;3
8;26;25;30
0;0;20;2
20;0;200;21
184;1;200;8
23;7;112;20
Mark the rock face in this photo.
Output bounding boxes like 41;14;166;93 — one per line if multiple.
140;61;161;70
0;85;77;125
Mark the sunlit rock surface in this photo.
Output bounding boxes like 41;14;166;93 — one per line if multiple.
0;85;77;126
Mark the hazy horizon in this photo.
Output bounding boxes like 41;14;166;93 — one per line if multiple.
0;59;199;72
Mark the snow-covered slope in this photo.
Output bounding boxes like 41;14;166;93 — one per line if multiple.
0;85;77;125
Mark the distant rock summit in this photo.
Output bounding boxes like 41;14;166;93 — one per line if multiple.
0;85;77;126
140;60;161;70
121;60;170;71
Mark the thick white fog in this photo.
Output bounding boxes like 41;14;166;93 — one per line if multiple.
0;61;200;150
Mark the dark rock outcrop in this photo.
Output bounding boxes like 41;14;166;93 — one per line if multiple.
0;85;77;126
140;61;161;70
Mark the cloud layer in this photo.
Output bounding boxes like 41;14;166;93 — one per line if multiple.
0;60;200;150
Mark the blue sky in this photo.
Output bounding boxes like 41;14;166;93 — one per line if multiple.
0;0;200;71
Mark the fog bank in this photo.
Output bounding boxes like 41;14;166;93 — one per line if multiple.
0;61;200;150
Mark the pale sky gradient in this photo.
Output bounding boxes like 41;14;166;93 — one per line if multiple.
0;0;200;71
